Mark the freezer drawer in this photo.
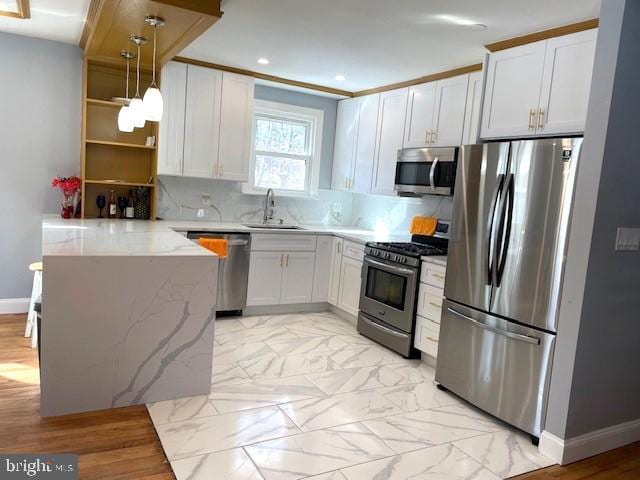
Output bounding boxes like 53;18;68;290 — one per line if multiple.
435;299;555;437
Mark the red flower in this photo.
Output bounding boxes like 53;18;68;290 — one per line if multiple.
51;176;81;196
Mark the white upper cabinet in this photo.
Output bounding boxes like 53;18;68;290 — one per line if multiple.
431;75;469;147
158;62;187;176
538;29;597;135
372;87;408;196
481;29;597;139
218;72;255;181
481;41;547;139
183;65;222;178
462;71;484;145
331;98;359;191
404;82;437;148
331;94;379;193
351;94;379;193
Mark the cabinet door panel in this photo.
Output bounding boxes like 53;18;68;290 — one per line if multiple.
332;98;359;191
328;238;343;306
432;75;469;147
404;82;436;148
372;88;408;195
352;94;379;193
480;41;546;139
183;65;222;178
247;252;283;306
462;71;484;145
281;252;316;304
312;236;333;302
219;72;254;181
538;29;597;135
158;61;187;176
337;256;363;317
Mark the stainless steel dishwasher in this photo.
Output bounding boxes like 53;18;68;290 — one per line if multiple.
187;232;251;314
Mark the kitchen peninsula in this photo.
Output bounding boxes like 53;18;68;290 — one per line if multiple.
40;216;219;416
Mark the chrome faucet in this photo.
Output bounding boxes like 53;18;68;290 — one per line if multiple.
263;188;275;224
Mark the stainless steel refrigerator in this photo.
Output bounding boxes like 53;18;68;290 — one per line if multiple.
435;138;582;438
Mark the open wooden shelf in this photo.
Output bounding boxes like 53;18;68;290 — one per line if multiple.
87;98;127;108
86;139;156;150
85;180;155;188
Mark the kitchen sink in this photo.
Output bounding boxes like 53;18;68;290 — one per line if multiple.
243;223;306;230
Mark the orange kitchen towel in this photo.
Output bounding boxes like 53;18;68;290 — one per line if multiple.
199;238;228;258
410;216;438;236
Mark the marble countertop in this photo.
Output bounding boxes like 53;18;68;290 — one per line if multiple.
42;216;413;257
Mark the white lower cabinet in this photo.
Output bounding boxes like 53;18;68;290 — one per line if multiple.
327;238;343;306
414;259;447;357
247;252;284;306
337;256;363;317
281;252;316;304
312;236;333;303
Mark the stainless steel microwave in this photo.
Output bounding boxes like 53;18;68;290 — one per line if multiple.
394;147;458;196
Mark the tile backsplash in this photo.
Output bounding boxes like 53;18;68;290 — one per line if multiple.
157;176;452;233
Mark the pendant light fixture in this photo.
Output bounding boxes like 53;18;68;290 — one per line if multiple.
118;50;135;133
129;34;147;128
143;15;165;121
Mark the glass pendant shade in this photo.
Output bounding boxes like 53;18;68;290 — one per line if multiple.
118;105;134;132
143;86;163;121
128;97;146;128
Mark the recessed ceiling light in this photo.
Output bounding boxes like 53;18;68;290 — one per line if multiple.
433;14;478;26
466;23;488;31
257;58;270;65
335;74;346;82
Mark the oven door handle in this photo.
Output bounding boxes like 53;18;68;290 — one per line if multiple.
364;257;416;276
429;157;439;187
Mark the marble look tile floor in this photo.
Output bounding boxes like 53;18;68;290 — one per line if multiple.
148;312;554;480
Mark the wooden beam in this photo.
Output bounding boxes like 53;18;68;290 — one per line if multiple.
0;0;30;19
485;18;599;52
173;56;354;97
352;63;483;97
80;0;222;70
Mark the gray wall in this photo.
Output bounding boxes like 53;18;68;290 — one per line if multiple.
0;33;82;299
546;0;640;440
254;85;337;189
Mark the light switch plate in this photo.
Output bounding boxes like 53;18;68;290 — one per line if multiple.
615;227;640;251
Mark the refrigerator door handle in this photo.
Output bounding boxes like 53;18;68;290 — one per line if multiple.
496;174;515;286
486;174;505;286
446;308;541;345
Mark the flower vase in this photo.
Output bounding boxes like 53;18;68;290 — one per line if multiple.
61;192;75;219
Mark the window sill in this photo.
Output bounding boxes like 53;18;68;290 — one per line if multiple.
241;183;319;200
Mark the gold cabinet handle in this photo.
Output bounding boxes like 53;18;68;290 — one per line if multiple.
528;109;537;130
280;254;284;267
429;302;442;309
432;272;445;280
425;130;430;145
431;130;437;144
426;336;439;343
537;109;545;129
285;254;289;267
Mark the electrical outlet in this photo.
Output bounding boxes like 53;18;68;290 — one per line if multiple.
201;193;211;206
615;227;640;251
196;208;206;218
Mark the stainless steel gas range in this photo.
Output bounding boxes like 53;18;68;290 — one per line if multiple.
357;221;449;358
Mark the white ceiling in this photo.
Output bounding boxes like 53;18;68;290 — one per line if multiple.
0;0;89;44
181;0;601;92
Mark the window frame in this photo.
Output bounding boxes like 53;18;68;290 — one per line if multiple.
243;99;323;198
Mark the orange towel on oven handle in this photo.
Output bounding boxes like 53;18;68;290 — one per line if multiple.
198;238;228;258
410;216;438;236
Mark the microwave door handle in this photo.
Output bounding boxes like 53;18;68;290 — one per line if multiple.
496;174;515;287
486;174;505;286
447;308;540;345
429;157;439;189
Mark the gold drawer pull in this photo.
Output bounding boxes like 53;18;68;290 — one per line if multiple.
429;302;442;309
426;336;439;343
431;272;445;280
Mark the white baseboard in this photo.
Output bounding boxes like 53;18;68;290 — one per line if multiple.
0;298;30;314
539;417;640;465
328;305;357;325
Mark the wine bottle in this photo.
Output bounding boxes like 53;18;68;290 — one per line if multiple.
108;190;117;218
125;190;135;219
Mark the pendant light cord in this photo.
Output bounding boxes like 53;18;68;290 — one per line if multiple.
151;26;157;87
135;43;141;98
125;55;130;100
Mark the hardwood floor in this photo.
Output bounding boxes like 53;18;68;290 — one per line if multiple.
0;314;174;480
0;312;637;480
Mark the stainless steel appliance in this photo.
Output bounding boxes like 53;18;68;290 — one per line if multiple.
435;138;582;439
187;232;251;313
358;222;449;358
394;147;458;197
